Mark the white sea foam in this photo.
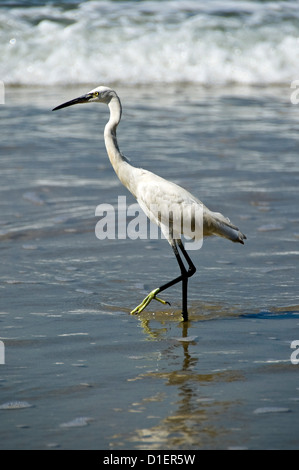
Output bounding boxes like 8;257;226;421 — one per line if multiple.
59;416;94;428
1;0;299;86
0;401;33;410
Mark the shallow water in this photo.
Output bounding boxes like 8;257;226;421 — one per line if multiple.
0;84;299;449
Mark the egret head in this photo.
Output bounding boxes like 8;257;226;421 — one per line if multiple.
52;86;116;111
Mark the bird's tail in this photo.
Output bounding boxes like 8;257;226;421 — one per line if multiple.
208;211;247;245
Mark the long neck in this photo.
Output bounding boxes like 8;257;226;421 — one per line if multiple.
104;95;136;196
104;95;126;174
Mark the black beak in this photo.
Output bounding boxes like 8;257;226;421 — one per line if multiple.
52;93;92;111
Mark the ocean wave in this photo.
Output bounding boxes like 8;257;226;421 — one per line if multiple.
1;0;299;86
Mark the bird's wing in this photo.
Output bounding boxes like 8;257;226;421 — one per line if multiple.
135;170;205;241
134;169;246;245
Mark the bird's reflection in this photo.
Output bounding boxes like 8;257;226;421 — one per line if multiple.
110;311;242;449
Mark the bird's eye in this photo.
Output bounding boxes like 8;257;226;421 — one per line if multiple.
94;92;99;97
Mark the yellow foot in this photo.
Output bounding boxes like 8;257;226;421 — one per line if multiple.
130;288;170;315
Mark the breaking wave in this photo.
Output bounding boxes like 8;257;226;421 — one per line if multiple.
1;0;299;86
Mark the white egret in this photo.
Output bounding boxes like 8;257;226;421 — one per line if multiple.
53;86;246;321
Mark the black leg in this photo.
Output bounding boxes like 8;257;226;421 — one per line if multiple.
172;240;188;321
159;240;196;321
177;239;197;276
158;240;186;292
181;276;188;321
178;240;196;320
130;239;196;320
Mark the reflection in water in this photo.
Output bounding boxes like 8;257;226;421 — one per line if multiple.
110;317;243;449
